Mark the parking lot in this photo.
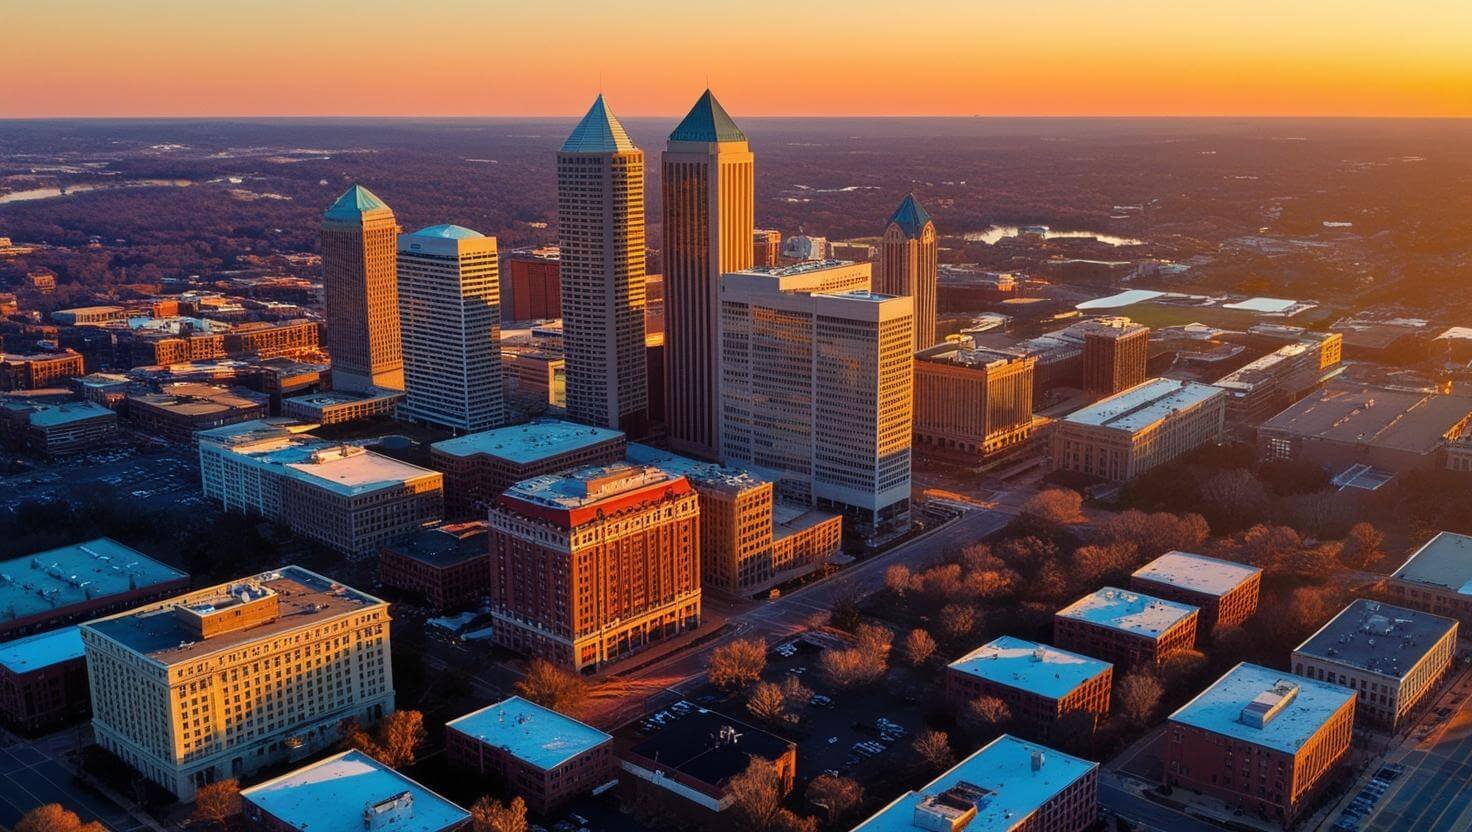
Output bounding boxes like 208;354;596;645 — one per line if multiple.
1;440;203;515
0;729;151;832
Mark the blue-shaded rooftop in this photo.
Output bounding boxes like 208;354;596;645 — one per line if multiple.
0;626;84;674
888;193;933;237
447;696;611;770
670;89;746;143
0;539;187;627
1170;662;1355;754
323;184;392;222
410;224;484;240
949;636;1111;701
561;95;637;154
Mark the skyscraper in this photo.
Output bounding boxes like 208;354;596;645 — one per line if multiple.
1081;317;1150;397
396;224;505;433
557;96;648;435
877;193;939;350
321;185;404;391
662;90;755;460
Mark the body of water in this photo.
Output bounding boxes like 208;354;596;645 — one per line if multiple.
0;179;191;205
961;225;1144;246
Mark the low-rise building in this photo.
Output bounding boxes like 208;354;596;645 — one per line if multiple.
81;567;394;799
1293;600;1456;729
222;319;320;359
1387;531;1472;627
242;750;469;832
1165;663;1355;825
446;696;614;814
945;636;1112;738
0;627;89;735
281;388;402;426
0;538;188;640
378;521;492;613
1054;588;1198;669
620;709;796;816
429;419;625;517
851;734;1098;832
126;382;268;442
1129;551;1262;633
1214;333;1342;430
0;399;118;455
912;340;1037;462
52;306;126;326
1050;378;1225;481
1;350;86;391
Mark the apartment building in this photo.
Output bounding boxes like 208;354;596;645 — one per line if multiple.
0;627;89;735
945;636;1113;738
222;320;321;360
429;419;626;517
488;463;700;672
1387;532;1472;627
446;696;614;814
242;750;468;832
1054;588;1199;670
0;350;86;391
1050;378;1225;482
913;339;1036;461
280;389;402;426
1130;551;1262;633
1165;663;1355;824
0;538;188;640
80;567;394;799
1293;600;1456;729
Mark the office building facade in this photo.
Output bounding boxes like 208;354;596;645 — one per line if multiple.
877;194;938;350
1051;378;1225;482
1081;318;1149;398
913;340;1036;461
321;185;403;391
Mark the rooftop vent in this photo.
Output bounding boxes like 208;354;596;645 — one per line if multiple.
363;791;414;831
913;782;992;832
1240;680;1300;729
1031;749;1046;772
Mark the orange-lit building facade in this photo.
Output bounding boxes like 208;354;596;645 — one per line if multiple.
503;247;562;322
0;350;86;390
753;229;782;268
913;341;1036;461
877;194;938;350
945;637;1113;739
321;185;403;391
1081;319;1149;398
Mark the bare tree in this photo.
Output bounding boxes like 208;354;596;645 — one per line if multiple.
344;710;427;768
748;681;788;723
819;647;886;688
805;774;864;826
709;638;767;691
939;603;978;639
854;623;893;655
1160;649;1208;688
515;659;589;715
1342;522;1385;568
780;674;813;709
16;805;106;832
470;796;527;832
1072;542;1140;584
727;757;789;831
964;696;1012;733
902;629;937;667
884;564;913;596
1021;488;1086;525
192;780;241;829
911;729;955;773
1116;671;1164;726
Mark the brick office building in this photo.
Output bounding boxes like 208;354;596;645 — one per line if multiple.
1386;531;1472;627
1130;551;1262;633
378;521;492;613
429;420;626;517
1165;663;1355;825
0;627;89;735
0;350;86;390
446;696;614;814
488;463;701;672
946;636;1112;738
1054;588;1198;670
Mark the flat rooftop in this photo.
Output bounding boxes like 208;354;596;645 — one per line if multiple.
627;443;769;495
948;636;1111;700
82;566;384;666
127;383;264;415
387;522;489;567
1132;551;1261;598
626;709;792;788
1261;384;1472;454
1062;378;1223;434
503;463;679;511
0;626;85;674
24;401;114;427
1056;587;1198;638
736;259;856;277
1170;662;1355;754
447;696;610;771
284;388;402;409
1296;599;1457;678
241;750;468;832
1392;532;1472;593
431;419;623;464
852;734;1096;832
0;538;186;625
280;444;441;497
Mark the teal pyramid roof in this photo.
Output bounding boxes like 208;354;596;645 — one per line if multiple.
888;193;933;237
561;95;637;154
412;224;484;240
324;184;392;222
670;90;746;143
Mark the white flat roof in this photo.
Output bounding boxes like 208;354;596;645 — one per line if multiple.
281;446;440;496
1222;297;1298;313
948;636;1111;700
1392;532;1472;594
1132;551;1260;597
0;626;84;674
1062;378;1222;434
1169;663;1354;754
241;750;468;832
1056;587;1197;638
26;401;114;427
431;419;623;464
852;735;1095;832
446;696;610;771
1075;289;1163;310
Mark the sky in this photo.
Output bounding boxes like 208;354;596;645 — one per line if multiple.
4;0;1470;118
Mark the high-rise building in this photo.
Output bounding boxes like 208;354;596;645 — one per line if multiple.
1081;317;1149;397
396;224;505;433
752;229;782;268
487;463;700;671
80;567;394;799
321;185;403;392
557;96;648;435
913;339;1036;461
662;90;755;460
720;261;914;543
877;193;939;350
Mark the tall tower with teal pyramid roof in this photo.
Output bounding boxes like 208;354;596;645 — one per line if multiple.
878;193;938;350
557;96;649;435
662;90;754;460
321;185;404;391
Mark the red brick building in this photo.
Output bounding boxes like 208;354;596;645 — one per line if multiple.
1165;663;1355;825
0;350;85;391
503;247;561;322
488;463;701;672
945;636;1112;738
430;419;626;517
1130;551;1262;633
0;627;89;735
1054;587;1198;670
620;709;796;817
378;521;492;613
446;696;614;814
0;539;189;641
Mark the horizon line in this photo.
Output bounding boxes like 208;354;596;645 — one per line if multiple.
3;113;1471;122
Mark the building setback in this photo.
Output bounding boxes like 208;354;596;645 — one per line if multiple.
242;750;469;832
0;538;188;640
1387;532;1472;627
851;734;1098;832
1165;663;1355;824
81;567;394;799
877;194;939;351
0;627;89;735
1129;551;1262;633
446;696;614;814
377;522;492;614
945;636;1113;739
1050;378;1225;482
321;185;404;392
428;419;626;517
1054;587;1198;670
913;339;1036;462
487;463;700;672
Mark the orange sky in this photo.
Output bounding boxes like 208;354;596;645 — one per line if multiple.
4;0;1470;118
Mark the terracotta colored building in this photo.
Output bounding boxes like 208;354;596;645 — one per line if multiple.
429;419;626;517
1165;663;1355;825
0;350;85;390
488;463;701;672
1081;318;1149;398
1130;551;1262;633
0;627;90;735
913;340;1036;461
126;382;268;443
446;696;614;814
753;229;782;268
946;636;1113;739
1054;587;1198;670
223;320;320;359
378;522;492;613
502;247;561;322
